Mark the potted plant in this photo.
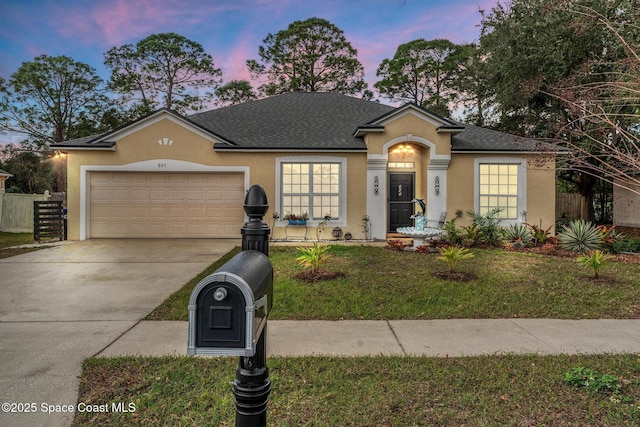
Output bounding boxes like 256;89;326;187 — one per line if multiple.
284;212;308;225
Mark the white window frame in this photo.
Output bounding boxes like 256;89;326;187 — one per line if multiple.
474;157;527;225
275;156;347;226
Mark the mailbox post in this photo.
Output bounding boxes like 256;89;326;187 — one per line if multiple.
235;185;271;427
188;184;272;427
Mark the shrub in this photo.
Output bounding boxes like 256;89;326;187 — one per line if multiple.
296;244;331;274
502;223;533;247
437;245;474;273
443;218;464;245
467;207;504;246
525;223;553;246
385;239;409;251
609;237;640;254
558;220;603;252
462;224;482;246
577;250;613;278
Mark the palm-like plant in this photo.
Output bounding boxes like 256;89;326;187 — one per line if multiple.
558;220;603;252
296;244;331;274
437;245;474;273
576;250;613;278
503;223;533;247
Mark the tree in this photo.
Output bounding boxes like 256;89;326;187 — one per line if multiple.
478;0;624;220
455;43;496;127
0;145;53;193
247;17;369;97
214;80;257;106
0;55;109;150
375;39;468;117
104;33;222;115
545;1;640;197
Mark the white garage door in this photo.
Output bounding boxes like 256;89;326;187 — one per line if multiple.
89;172;245;238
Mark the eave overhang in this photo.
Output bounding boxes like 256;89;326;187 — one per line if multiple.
51;108;235;151
213;145;367;153
353;125;385;137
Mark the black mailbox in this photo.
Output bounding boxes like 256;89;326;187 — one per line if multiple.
187;250;273;357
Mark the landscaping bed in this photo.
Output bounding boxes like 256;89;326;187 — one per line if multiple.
147;245;640;321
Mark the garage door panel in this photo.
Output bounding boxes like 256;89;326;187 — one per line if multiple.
225;190;244;200
188;190;205;201
205;190;223;202
149;190;167;201
149;174;167;183
111;174;132;184
169;174;187;183
91;188;113;203
129;207;149;219
112;189;131;202
168;207;186;218
188;207;206;219
168;190;186;201
225;207;243;218
131;189;150;200
90;172;244;238
149;207;168;219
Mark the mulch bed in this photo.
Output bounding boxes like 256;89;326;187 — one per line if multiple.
433;271;478;282
295;270;346;283
507;246;640;264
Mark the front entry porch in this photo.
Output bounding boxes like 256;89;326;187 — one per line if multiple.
366;136;451;241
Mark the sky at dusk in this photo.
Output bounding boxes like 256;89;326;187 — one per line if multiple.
0;0;501;143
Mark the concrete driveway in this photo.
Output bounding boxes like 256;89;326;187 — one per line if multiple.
0;239;238;427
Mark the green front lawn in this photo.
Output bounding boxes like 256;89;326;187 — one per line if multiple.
0;232;40;259
74;354;640;426
79;245;640;426
148;245;640;321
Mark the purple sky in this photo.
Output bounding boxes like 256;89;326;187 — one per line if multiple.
0;0;500;143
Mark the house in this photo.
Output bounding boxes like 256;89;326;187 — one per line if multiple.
0;168;12;192
613;175;640;230
52;92;558;241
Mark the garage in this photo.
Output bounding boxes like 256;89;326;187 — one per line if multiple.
89;171;245;238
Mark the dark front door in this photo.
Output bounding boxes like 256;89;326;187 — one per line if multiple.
388;173;415;232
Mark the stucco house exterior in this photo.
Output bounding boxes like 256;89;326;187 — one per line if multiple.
53;92;557;241
613;176;640;229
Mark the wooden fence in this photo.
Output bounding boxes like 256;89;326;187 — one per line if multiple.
556;193;584;220
0;193;48;232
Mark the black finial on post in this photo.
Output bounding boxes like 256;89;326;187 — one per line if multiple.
242;185;270;256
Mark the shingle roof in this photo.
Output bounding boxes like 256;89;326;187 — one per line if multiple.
451;123;548;152
52;92;555;153
189;92;395;150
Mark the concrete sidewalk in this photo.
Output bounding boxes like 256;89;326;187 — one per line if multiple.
98;318;640;358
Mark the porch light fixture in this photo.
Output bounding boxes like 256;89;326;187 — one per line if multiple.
374;176;379;195
391;144;415;157
435;176;440;196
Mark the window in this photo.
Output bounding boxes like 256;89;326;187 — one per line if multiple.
280;161;343;220
388;162;415;169
476;160;525;221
